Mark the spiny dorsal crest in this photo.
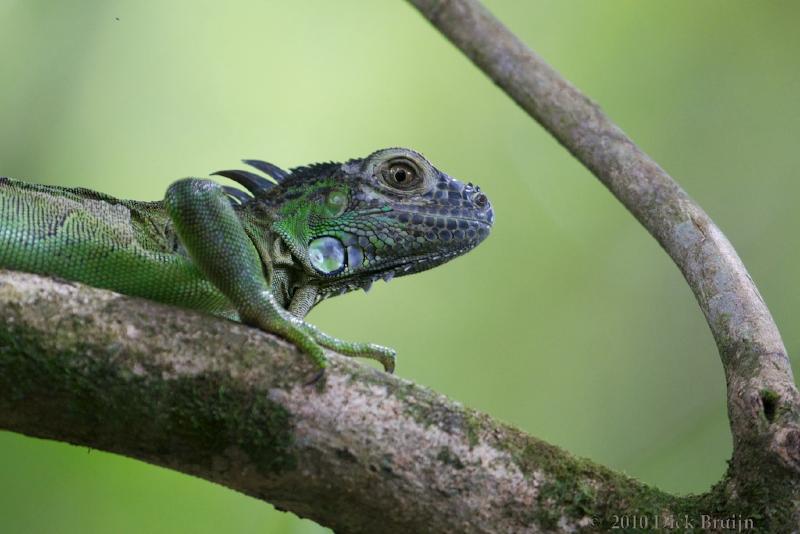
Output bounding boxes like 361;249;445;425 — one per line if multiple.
212;159;344;206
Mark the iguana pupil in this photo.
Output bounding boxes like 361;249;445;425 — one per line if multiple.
385;162;418;189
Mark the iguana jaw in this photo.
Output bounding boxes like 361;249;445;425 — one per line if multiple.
312;218;492;298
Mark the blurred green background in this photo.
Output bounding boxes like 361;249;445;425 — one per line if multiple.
1;1;798;532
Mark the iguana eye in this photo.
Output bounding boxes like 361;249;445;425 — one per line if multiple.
382;161;421;190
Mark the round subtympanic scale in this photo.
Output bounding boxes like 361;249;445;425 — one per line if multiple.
309;237;345;274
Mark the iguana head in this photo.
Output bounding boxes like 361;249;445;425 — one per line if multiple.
216;147;493;299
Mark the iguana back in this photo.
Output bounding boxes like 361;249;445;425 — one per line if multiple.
0;177;234;316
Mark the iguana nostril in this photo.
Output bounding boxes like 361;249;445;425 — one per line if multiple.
474;193;488;208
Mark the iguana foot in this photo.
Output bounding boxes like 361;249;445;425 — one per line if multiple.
299;323;397;373
258;308;396;374
322;340;396;374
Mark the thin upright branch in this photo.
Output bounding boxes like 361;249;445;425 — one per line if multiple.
406;0;800;487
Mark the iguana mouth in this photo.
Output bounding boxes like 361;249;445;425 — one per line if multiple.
316;243;479;297
314;207;492;293
387;244;480;274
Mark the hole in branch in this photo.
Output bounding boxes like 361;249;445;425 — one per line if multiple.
761;389;779;423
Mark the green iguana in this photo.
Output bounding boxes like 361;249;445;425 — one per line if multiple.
0;148;493;375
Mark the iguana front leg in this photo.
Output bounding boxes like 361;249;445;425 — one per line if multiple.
164;178;395;373
288;285;396;373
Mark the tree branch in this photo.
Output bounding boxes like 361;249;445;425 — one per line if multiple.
0;270;675;532
1;0;798;531
406;0;800;522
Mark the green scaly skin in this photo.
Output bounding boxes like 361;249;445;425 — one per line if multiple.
0;148;493;374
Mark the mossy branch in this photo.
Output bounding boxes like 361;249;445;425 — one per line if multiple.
0;263;791;533
0;270;674;531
